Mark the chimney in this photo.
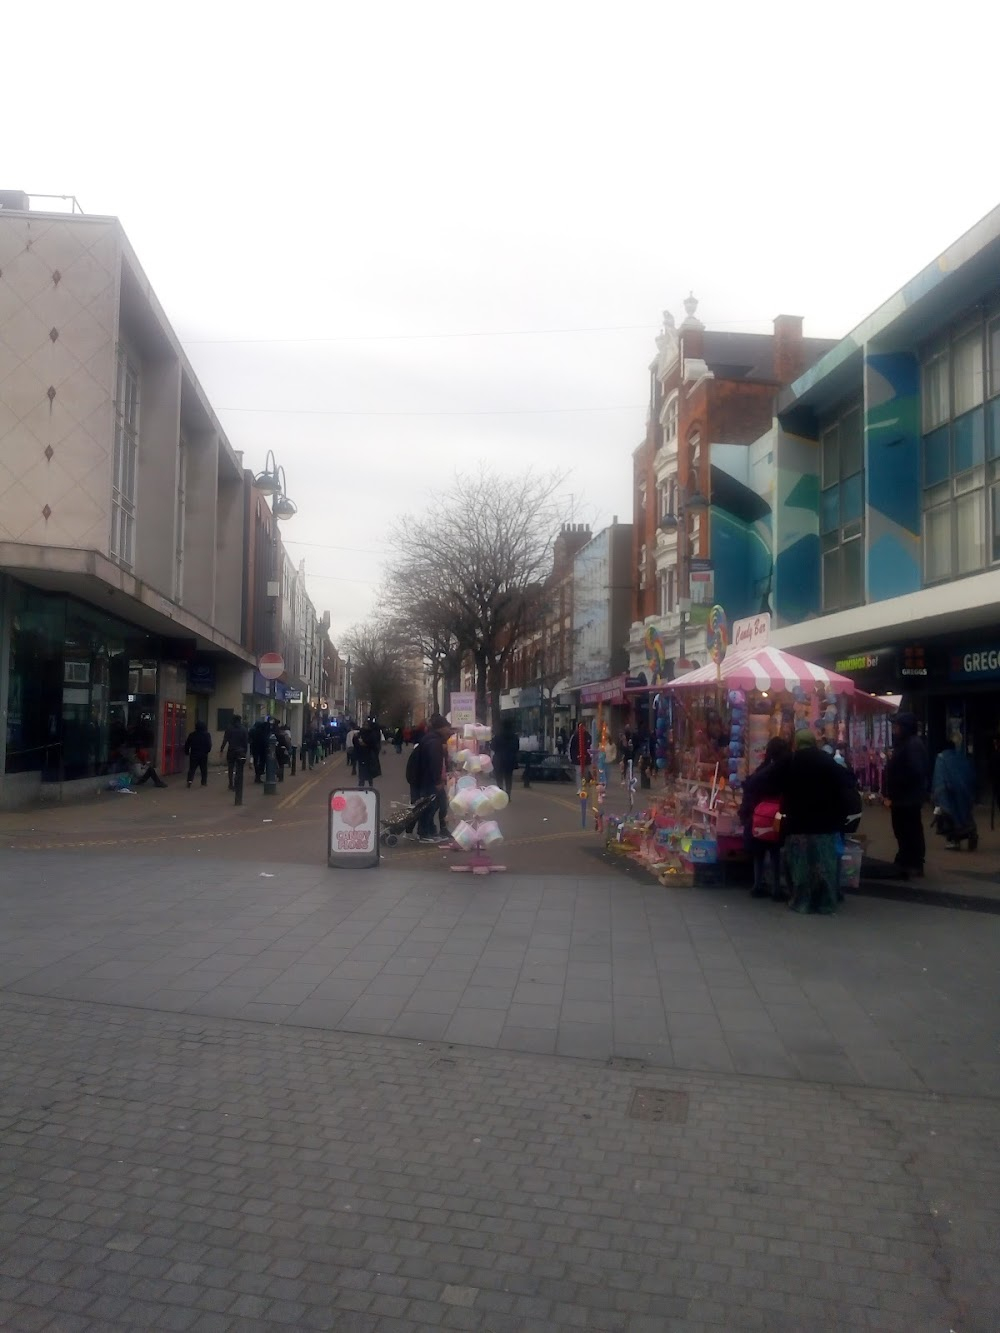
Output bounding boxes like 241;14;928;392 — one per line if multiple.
773;314;804;386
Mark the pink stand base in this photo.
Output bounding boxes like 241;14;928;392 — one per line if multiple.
450;850;506;875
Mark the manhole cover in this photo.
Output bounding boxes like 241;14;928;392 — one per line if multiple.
627;1088;689;1123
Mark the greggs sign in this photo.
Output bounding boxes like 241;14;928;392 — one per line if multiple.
728;613;771;656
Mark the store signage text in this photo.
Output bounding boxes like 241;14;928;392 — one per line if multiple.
835;654;879;673
952;648;1000;680
730;613;771;655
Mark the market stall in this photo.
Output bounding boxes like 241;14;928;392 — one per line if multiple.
604;633;896;888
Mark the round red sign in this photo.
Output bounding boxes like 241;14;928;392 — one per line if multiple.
258;652;285;681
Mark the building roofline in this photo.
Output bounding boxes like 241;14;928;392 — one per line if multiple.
788;201;1000;400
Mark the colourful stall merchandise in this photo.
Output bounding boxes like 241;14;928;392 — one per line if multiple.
446;725;509;874
603;643;895;888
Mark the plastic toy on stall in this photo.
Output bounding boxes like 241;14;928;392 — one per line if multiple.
447;724;508;875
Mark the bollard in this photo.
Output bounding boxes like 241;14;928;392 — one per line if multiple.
289;745;297;777
234;754;245;806
264;734;277;796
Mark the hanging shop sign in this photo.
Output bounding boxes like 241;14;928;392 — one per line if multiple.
328;788;380;869
900;645;928;677
579;674;628;706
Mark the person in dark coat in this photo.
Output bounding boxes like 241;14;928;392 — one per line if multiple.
249;717;270;783
774;731;851;914
739;737;791;900
414;713;452;841
932;738;978;850
184;720;213;788
884;712;929;877
491;719;518;798
220;715;249;790
355;716;383;789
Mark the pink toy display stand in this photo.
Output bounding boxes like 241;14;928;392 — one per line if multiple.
450;848;507;875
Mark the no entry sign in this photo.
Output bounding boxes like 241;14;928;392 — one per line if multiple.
327;788;380;869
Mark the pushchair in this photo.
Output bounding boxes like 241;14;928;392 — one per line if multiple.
380;793;439;846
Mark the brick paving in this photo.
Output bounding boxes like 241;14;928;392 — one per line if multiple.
2;988;998;1331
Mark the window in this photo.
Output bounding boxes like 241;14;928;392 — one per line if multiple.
175;437;187;602
111;347;139;568
637;480;647;513
920;313;1000;582
662;392;678;444
820;403;864;612
638;542;647;590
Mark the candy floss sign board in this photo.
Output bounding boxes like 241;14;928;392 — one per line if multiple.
728;612;771;657
328;788;381;869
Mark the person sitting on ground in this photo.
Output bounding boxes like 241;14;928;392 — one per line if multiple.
121;743;168;789
932;736;978;851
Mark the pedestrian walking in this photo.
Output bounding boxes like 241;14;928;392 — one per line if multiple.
355;716;383;790
491;718;518;799
884;712;929;878
220;715;249;791
346;723;359;775
393;727;404;754
775;731;851;914
183;720;212;788
249;717;270;783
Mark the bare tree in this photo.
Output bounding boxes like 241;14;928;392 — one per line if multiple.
386;469;566;724
341;618;411;722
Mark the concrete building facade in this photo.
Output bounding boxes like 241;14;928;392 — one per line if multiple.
0;198;329;803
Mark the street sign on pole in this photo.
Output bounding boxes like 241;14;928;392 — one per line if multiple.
258;653;285;681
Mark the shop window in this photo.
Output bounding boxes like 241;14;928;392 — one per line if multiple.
820;402;865;611
921;310;1000;581
111;347;139;569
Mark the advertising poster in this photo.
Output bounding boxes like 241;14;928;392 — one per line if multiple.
328;789;380;869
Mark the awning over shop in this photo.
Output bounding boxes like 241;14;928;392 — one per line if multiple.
665;647;857;694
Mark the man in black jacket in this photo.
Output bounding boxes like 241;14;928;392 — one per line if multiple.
184;720;213;788
220;716;249;791
884;712;929;877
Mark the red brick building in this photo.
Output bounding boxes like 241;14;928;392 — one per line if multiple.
629;299;835;678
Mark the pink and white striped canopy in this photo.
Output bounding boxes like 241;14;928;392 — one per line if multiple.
665;646;857;695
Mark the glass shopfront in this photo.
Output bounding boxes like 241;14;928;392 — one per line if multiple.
5;582;159;781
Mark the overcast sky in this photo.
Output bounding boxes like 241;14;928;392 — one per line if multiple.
7;1;998;640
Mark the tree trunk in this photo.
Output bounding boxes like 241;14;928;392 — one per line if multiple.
488;659;503;734
474;652;488;723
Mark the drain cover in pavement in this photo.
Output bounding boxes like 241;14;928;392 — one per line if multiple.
627;1088;689;1123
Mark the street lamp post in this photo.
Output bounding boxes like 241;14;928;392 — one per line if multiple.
253;450;297;796
657;483;709;672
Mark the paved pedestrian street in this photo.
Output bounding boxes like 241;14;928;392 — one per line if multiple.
0;843;999;1332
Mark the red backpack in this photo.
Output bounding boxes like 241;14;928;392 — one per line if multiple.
751;798;782;842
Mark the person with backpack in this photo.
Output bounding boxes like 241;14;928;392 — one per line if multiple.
739;737;791;900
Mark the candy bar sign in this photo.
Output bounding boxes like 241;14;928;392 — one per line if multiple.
729;613;771;656
328;788;381;869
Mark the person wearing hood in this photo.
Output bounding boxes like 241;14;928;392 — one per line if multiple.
932;736;978;851
884;712;929;878
183;719;213;788
775;730;851;914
